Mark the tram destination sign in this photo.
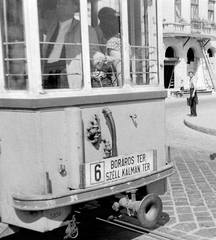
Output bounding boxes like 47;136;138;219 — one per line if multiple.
84;150;156;188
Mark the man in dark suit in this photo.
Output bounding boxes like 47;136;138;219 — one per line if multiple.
188;71;198;117
43;0;105;89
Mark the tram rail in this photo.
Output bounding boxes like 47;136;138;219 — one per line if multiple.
96;217;181;240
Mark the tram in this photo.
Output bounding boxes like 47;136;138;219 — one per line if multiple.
0;0;173;238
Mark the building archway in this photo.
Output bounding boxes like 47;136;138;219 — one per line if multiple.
187;48;197;74
187;48;195;64
164;46;178;88
165;47;175;58
207;48;214;57
207;48;215;75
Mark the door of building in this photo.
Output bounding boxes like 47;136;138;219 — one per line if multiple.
164;65;174;88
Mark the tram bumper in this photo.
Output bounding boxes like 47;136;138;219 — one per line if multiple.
11;162;174;211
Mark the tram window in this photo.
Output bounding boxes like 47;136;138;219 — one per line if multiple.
37;0;158;90
128;0;158;86
38;0;107;90
92;0;159;87
39;0;83;89
1;0;27;90
38;0;124;89
92;2;122;87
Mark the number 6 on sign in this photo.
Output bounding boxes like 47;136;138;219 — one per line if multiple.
90;162;105;184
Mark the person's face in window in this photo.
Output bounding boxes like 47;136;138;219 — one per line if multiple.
56;0;78;21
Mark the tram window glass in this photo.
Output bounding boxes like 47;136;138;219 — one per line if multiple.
38;0;102;89
128;0;158;86
92;1;122;87
1;0;27;90
38;0;123;89
37;0;158;90
38;0;83;89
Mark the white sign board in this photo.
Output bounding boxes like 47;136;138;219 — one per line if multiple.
84;150;156;188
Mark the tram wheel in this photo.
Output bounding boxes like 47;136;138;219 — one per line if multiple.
137;193;162;228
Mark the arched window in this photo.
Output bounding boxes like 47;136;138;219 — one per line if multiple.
165;47;175;58
187;48;194;64
207;48;213;58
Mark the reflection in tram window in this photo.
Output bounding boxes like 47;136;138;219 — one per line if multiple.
1;0;27;90
39;0;106;89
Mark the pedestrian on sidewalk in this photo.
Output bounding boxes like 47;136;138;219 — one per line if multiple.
188;71;198;117
180;79;185;91
178;79;185;97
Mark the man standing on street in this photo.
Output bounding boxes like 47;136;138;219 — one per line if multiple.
188;71;198;117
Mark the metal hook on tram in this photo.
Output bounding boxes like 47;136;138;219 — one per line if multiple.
102;108;117;157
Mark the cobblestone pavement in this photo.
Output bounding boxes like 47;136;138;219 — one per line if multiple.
138;95;216;240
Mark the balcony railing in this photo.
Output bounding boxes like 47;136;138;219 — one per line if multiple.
163;23;191;35
163;20;216;37
190;20;216;35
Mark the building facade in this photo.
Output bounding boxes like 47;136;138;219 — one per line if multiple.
162;0;216;90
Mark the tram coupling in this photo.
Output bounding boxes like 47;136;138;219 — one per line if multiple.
112;189;162;228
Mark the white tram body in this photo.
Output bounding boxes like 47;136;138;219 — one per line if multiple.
0;0;173;237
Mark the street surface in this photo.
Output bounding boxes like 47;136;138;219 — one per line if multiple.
5;93;216;240
155;94;216;240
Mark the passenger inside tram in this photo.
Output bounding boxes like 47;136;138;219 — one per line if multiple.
94;7;122;87
1;0;159;91
42;0;109;89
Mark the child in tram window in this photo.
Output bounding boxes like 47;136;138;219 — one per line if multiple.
94;7;123;87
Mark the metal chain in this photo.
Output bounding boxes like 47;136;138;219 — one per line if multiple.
64;215;79;239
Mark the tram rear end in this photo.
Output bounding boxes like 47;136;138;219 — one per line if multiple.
0;0;173;238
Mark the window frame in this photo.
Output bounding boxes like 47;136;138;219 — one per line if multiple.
0;0;163;98
191;0;199;20
0;3;6;94
208;0;215;21
175;0;181;23
23;0;42;94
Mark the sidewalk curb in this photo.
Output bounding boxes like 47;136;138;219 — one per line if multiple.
183;118;216;136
